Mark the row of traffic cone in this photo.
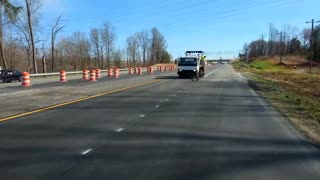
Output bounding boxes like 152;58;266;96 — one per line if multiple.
21;65;176;87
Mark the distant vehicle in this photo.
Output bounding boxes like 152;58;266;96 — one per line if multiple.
0;70;22;83
177;51;205;78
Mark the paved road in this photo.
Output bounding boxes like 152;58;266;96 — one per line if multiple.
0;69;162;94
0;64;319;180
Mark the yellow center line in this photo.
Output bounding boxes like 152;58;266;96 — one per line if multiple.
0;80;161;122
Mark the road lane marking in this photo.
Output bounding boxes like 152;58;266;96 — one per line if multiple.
81;149;92;155
165;99;169;101
139;114;145;118
155;105;160;108
0;80;161;123
116;128;124;132
204;65;225;78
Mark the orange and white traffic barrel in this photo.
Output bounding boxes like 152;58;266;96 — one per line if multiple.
138;67;143;75
22;72;31;87
129;67;133;75
108;68;113;77
60;70;67;82
114;68;120;78
134;67;138;74
83;69;89;80
90;70;96;82
96;69;101;78
160;66;163;72
149;66;154;74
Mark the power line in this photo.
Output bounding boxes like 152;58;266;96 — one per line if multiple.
126;0;305;31
112;0;304;35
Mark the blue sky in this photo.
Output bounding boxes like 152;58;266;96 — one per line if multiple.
40;0;319;59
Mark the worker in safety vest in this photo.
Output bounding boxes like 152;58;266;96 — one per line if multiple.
200;55;206;66
199;55;206;77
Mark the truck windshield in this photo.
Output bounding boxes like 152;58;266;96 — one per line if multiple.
178;58;197;66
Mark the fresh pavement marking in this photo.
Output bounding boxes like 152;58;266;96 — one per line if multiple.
204;65;225;78
116;128;124;132
155;105;160;108
0;80;161;123
140;114;145;118
81;149;92;155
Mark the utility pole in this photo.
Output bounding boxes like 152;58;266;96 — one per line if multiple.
261;34;265;60
306;19;320;73
276;31;287;63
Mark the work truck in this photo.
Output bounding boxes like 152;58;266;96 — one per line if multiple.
177;51;205;78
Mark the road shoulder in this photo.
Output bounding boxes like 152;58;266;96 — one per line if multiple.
241;71;320;145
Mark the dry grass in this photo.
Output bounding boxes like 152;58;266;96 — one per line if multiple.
234;57;320;144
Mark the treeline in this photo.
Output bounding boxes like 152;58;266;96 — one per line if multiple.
240;23;320;62
0;0;171;73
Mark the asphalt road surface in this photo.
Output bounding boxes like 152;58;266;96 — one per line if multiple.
0;69;162;94
0;64;319;180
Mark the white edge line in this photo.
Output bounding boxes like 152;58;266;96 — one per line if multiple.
204;65;225;78
81;148;92;155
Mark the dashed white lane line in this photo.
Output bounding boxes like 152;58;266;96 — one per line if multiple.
81;148;92;155
165;99;169;101
204;65;225;78
155;105;160;108
140;114;145;118
116;128;124;132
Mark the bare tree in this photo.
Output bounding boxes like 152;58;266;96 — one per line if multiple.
55;37;75;71
150;27;166;64
25;0;38;73
268;23;279;56
51;15;64;72
15;18;32;72
113;48;122;68
126;34;139;66
0;0;21;69
90;28;101;68
101;22;116;68
71;32;90;70
301;28;311;49
137;31;150;66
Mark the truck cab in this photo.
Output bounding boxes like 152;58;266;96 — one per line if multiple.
177;51;205;78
